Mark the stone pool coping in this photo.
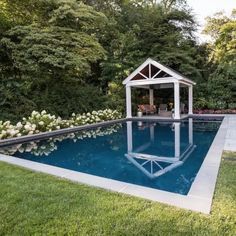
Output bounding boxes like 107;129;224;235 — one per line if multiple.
0;115;233;214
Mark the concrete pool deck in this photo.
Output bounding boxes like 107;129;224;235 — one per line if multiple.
0;115;235;214
223;115;236;152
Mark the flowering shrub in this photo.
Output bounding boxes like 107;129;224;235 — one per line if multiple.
0;109;122;140
71;109;122;126
0;121;21;139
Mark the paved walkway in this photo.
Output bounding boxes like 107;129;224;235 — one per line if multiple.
224;115;236;152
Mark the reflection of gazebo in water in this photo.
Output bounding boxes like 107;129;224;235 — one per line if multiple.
125;119;196;179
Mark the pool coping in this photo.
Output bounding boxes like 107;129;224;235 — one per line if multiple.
0;115;230;214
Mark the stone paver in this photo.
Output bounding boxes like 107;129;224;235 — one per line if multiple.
224;115;236;152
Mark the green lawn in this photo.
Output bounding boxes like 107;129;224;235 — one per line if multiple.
0;153;236;236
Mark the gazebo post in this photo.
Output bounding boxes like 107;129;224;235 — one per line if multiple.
126;85;132;118
188;85;193;115
174;82;180;119
149;87;154;106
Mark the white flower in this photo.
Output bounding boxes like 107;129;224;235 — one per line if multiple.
24;124;31;131
32;111;38;116
32;124;36;130
10;130;18;136
16;122;23;129
39;121;44;126
1;130;7;135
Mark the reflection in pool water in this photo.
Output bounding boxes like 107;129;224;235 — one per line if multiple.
1;124;122;156
126;120;196;179
0;119;221;195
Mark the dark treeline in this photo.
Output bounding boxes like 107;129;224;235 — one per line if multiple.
0;0;235;121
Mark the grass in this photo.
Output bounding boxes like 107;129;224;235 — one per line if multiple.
0;152;236;235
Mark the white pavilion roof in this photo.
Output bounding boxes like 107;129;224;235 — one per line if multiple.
122;58;196;86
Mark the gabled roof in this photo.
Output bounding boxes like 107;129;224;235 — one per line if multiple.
122;58;196;86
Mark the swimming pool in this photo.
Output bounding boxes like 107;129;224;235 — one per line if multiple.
0;118;221;195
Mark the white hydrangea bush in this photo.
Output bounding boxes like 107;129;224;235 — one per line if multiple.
21;110;71;134
71;109;122;126
0;121;21;139
0;109;122;140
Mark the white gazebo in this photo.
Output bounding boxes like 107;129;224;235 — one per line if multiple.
123;58;196;119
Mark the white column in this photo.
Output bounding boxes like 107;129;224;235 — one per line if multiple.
174;122;180;158
149;88;154;106
126;85;132;118
188;85;193;115
127;121;133;153
174;82;180;119
189;118;193;145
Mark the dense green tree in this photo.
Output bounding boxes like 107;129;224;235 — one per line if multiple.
203;10;236;109
1;25;105;80
86;0;204;111
0;0;107;120
1;0;234;121
1;0;106;80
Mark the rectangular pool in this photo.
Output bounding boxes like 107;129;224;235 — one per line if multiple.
0;118;222;195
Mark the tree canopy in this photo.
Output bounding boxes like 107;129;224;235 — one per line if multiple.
202;10;236;109
0;0;235;121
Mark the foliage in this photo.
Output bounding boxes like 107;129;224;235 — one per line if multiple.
0;79;107;122
0;0;235;119
0;0;106;80
202;10;236;109
87;0;204;111
1;25;105;79
0;0;107;121
0;109;122;140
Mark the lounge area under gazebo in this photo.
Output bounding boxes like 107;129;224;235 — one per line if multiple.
123;58;196;120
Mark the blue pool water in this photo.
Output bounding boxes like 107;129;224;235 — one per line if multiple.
0;118;221;195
